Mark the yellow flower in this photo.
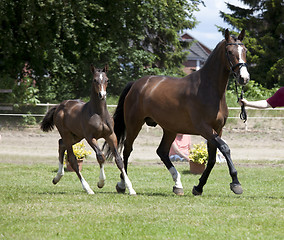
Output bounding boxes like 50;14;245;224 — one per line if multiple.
189;142;208;164
64;142;92;161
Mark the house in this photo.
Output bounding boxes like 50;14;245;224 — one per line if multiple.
181;33;212;74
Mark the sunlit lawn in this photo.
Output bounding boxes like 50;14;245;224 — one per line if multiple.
0;163;283;240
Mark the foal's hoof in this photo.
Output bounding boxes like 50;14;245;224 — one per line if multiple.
52;179;58;185
86;189;95;195
173;187;184;196
97;181;105;189
192;186;202;196
129;191;137;196
116;183;126;194
230;183;243;194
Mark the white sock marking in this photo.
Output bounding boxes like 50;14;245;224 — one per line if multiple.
121;169;136;195
53;162;64;184
81;176;94;194
169;167;183;189
97;165;106;188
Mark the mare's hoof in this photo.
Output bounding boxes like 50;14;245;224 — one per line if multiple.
116;183;126;194
52;179;58;185
230;183;243;194
192;186;202;196
173;187;184;196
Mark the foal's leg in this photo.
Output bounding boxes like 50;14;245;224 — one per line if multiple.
52;139;65;184
67;145;94;194
157;130;184;196
106;133;136;195
86;138;106;189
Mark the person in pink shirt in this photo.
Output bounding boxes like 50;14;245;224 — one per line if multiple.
169;134;191;162
239;87;284;109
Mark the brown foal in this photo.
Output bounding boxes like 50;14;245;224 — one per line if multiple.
41;65;136;195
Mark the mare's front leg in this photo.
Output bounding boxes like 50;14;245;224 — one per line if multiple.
214;136;243;194
105;133;136;195
193;134;242;195
86;138;106;189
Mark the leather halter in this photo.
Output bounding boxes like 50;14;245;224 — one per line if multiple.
225;43;248;76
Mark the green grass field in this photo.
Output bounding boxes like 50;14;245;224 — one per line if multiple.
0;163;283;240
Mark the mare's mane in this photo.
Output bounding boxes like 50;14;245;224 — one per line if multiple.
201;40;225;69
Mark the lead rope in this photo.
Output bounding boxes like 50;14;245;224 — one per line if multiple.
234;79;247;123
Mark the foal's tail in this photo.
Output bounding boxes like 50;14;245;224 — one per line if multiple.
104;81;134;157
40;106;57;132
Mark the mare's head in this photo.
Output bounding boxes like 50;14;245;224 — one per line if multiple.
90;64;109;100
225;29;250;85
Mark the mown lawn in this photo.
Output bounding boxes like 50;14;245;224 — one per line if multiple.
0;163;283;240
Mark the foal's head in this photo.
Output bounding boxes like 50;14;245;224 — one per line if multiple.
225;29;250;85
90;65;109;100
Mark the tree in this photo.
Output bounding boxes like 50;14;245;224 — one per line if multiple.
0;0;202;102
219;0;284;88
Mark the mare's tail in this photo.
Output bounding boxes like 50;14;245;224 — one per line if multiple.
104;81;134;157
40;106;57;132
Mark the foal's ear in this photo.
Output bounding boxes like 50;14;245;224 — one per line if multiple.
225;29;230;42
90;64;96;74
103;64;109;73
238;29;245;41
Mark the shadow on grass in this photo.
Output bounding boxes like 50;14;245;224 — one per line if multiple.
181;169;203;176
35;188;284;200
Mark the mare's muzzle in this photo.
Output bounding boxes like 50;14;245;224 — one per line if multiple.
232;62;250;85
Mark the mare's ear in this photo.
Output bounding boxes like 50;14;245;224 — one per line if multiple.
238;29;245;41
225;29;230;42
90;64;96;74
103;64;109;73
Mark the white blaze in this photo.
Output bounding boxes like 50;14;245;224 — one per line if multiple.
238;45;250;83
99;73;107;99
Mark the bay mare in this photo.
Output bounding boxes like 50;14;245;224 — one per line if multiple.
41;65;136;195
109;29;250;196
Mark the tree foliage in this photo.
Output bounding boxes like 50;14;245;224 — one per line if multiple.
0;0;201;103
219;0;284;88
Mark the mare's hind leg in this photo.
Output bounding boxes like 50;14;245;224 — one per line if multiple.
52;139;65;184
105;133;136;195
157;130;184;196
85;137;106;189
118;120;144;193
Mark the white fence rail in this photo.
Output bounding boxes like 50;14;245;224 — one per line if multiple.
0;103;284;119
